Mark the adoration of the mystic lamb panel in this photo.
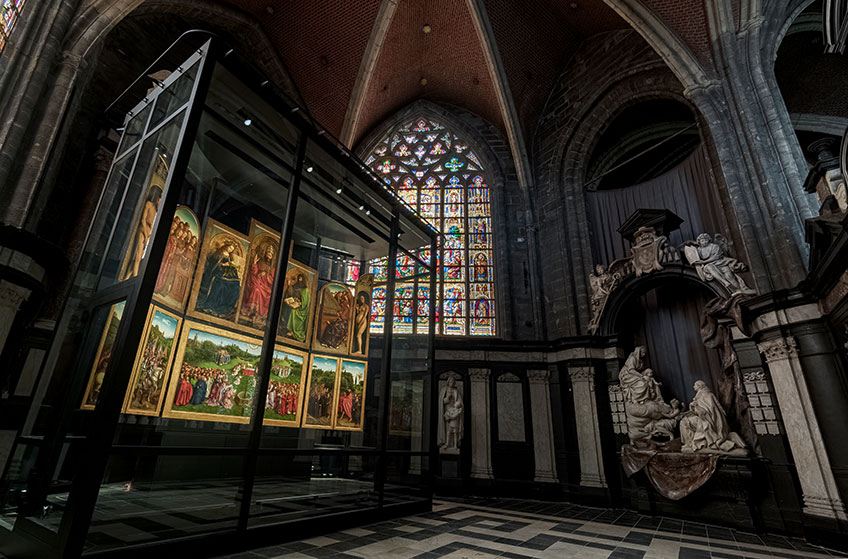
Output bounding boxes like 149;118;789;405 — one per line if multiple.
162;321;261;424
122;305;182;416
312;283;354;355
335;359;367;431
302;354;341;429
263;345;307;427
80;301;126;410
153;205;201;311
188;219;251;329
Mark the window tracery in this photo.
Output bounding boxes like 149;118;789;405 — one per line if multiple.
357;117;496;336
0;0;26;52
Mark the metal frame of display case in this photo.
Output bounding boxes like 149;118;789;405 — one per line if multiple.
0;35;438;559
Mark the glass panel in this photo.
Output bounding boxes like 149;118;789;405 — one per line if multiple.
148;62;199;130
116;102;152;158
98;111;186;288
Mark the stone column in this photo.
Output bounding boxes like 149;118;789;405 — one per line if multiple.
758;337;847;520
468;368;493;479
569;367;606;488
0;280;30;358
528;369;558;483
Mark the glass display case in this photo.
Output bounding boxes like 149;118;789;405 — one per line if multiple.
0;37;436;558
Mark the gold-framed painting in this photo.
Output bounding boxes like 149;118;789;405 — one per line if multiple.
81;300;127;410
121;305;183;416
162;321;262;424
301;354;340;429
335;359;367;431
262;344;308;427
312;282;354;356
152;205;201;311
238;219;280;333
277;259;318;349
349;274;374;358
118;154;168;282
187;219;250;329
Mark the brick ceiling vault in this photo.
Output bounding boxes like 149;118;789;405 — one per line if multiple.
340;0;401;147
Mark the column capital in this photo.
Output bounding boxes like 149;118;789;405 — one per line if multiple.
468;368;491;381
568;367;594;382
527;369;550;383
757;337;798;362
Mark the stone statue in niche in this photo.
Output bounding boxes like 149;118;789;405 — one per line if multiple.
588;264;621;334
438;375;464;453
680;380;746;455
618;346;682;446
683;233;756;297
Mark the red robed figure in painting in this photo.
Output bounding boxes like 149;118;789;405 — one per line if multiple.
241;244;276;321
339;391;354;421
175;374;193;406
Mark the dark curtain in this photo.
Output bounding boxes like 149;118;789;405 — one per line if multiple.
617;284;723;407
586;144;722;264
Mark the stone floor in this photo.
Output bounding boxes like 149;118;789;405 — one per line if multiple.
213;498;843;559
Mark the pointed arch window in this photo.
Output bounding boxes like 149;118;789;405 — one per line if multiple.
356;117;496;336
0;0;26;52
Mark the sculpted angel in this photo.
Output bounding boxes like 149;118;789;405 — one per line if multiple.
684;233;755;297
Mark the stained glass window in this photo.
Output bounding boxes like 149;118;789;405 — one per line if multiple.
0;0;26;52
360;117;496;336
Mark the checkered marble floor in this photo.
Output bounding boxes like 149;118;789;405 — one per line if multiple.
213;498;843;559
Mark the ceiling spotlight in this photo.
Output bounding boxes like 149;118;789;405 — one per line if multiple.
422;24;432;33
243;118;252;126
420;77;428;86
365;209;371;216
359;205;365;211
336;187;343;194
306;166;314;173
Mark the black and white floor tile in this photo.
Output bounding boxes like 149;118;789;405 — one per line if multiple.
213;498;843;559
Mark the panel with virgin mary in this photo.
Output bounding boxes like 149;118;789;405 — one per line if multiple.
238;220;280;332
153;206;200;311
188;220;250;328
312;283;354;355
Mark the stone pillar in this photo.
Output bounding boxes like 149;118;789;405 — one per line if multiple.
468;368;493;479
758;337;847;520
568;367;606;488
0;280;30;357
528;370;558;483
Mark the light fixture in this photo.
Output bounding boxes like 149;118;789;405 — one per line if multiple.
243;118;252;126
359;204;365;210
306;166;314;173
336;187;343;194
420;77;428;86
422;24;432;33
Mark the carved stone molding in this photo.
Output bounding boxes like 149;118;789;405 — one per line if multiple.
568;367;594;382
743;370;766;382
527;369;550;383
468;368;490;381
757;337;798;362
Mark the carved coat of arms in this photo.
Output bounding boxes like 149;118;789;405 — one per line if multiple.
630;226;665;277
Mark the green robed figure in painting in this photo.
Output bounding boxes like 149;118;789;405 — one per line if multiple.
285;273;310;341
